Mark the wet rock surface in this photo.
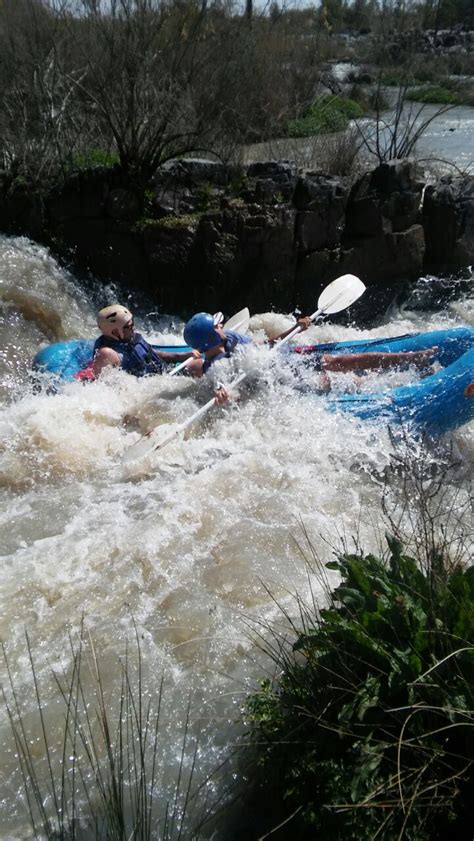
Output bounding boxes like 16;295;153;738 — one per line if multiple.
0;156;472;319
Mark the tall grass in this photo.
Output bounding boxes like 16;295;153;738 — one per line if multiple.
2;622;216;840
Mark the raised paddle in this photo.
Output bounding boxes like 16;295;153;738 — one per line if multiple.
275;274;365;350
122;275;365;464
167;307;250;377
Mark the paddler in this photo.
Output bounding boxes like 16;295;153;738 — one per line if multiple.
181;311;438;393
78;304;200;380
182;311;312;378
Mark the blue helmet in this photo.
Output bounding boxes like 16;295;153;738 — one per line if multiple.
183;312;222;352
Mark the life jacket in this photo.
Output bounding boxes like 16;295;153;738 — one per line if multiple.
92;333;164;377
202;331;252;374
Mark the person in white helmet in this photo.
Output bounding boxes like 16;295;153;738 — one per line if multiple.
90;304;199;378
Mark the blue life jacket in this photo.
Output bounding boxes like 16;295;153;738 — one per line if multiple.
202;330;252;374
93;333;164;376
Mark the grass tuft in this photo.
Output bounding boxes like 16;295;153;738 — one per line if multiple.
2;621;216;840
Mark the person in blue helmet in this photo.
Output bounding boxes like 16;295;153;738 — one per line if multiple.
90;304;200;379
182;311;313;379
182;311;439;405
181;311;313;405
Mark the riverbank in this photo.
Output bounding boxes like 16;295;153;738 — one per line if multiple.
1;157;473;319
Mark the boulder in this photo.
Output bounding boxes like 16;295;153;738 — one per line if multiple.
422;175;474;270
344;160;423;240
293;174;349;253
247;160;297;183
340;225;425;285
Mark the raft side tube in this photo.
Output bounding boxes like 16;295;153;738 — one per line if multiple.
296;327;474;369
32;341;193;380
330;347;474;434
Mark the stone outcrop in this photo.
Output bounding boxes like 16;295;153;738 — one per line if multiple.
423;175;474;271
0;157;472;318
382;26;473;62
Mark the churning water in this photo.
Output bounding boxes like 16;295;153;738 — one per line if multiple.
0;234;473;838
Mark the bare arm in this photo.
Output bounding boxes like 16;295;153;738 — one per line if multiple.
156;349;201;363
267;316;312;346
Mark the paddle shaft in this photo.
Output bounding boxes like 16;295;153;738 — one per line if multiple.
154;372;248;451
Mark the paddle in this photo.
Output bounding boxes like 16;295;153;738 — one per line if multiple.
167;307;250;377
275;273;365;350
122;275;364;464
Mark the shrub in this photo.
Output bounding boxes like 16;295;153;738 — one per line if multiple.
244;536;474;840
407;85;463;105
70;149;120;171
287;95;364;138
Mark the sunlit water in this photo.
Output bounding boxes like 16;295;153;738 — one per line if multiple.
1;235;473;838
245;101;474;175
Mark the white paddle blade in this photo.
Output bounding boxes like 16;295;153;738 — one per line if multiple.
122;392;220;464
224;307;250;333
122;430;160;464
122;423;183;464
317;274;365;315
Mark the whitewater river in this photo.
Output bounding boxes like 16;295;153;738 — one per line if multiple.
1;235;473;839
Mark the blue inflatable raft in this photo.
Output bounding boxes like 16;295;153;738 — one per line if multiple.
296;326;474;434
32;327;474;434
329;346;474;435
32;339;193;381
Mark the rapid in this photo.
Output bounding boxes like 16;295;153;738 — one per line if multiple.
1;233;473;838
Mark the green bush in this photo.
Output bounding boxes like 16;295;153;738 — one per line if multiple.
407;85;463;105
244;537;474;840
287;95;364;138
69;149;120;170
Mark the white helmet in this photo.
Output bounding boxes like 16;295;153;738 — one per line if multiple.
97;304;133;340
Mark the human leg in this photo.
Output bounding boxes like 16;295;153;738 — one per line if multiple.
321;347;438;373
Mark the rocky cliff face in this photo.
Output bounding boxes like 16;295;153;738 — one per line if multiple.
0;158;472;318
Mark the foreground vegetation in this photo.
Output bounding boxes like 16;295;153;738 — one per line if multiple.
242;454;474;840
2;626;216;841
244;542;474;839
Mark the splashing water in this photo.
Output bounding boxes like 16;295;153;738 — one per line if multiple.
0;234;472;837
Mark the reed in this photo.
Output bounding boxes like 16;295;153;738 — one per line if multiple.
2;622;213;840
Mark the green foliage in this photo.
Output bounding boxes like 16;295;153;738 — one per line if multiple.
244;539;474;840
195;181;215;211
69;149;120;171
134;213;202;233
407;85;463;105
287;95;364;138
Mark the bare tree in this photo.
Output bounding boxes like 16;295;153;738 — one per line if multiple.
356;77;456;163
